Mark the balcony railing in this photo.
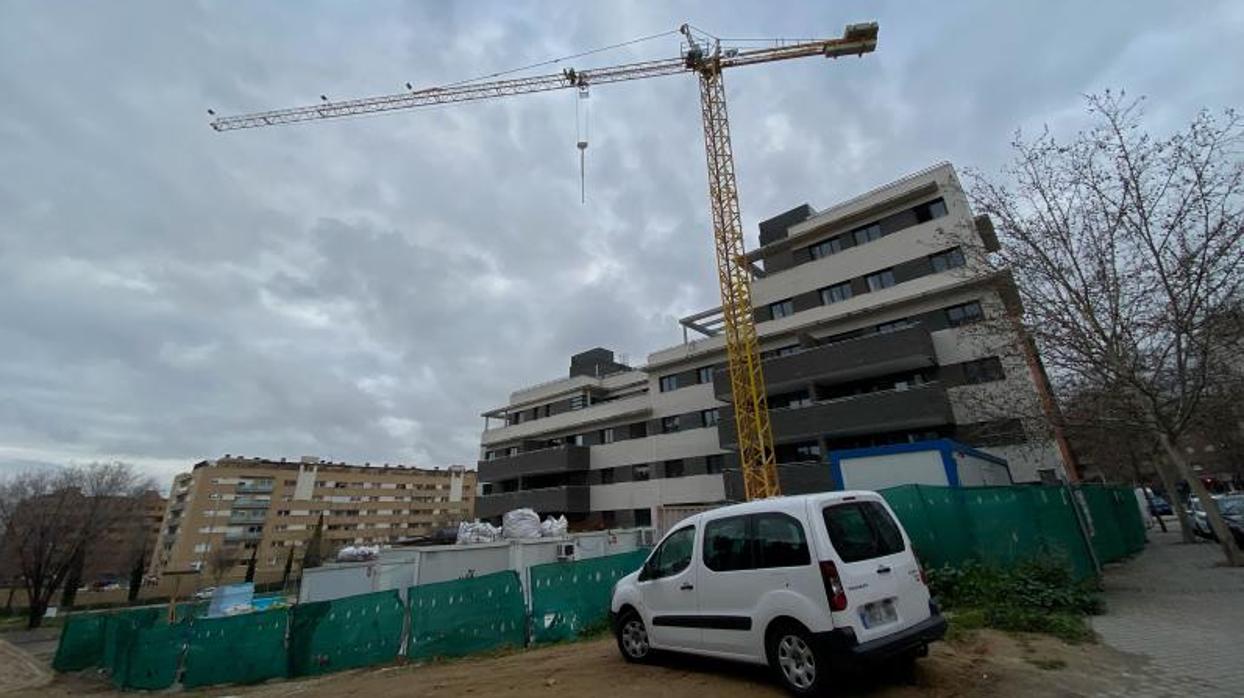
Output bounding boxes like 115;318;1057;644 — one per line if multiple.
231;498;271;509
476;485;590;519
224;530;263;542
237;482;274;494
719;382;953;448
229;513;266;525
478;445;590;483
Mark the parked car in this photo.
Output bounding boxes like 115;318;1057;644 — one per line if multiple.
1188;495;1244;544
610;491;946;696
1148;494;1172;517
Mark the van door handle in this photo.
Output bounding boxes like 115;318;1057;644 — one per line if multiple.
876;566;891;574
680;583;694;591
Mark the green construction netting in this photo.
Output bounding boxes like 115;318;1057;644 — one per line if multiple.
52;612;109;672
109;618;184;690
407;571;526;660
102;606;165;674
530;549;648;644
289;589;405;677
879;483;1139;581
182;607;289;688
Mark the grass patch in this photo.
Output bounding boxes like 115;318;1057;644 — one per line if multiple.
927;557;1100;644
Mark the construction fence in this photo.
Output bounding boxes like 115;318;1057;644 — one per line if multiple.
51;484;1144;690
880;483;1146;580
52;550;649;691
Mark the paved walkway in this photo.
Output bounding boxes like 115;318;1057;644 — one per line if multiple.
1093;526;1244;697
0;635;51;694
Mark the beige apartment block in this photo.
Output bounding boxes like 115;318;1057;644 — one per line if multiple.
152;455;475;585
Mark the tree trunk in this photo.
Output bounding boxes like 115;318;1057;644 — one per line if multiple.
61;548;84;609
1158;432;1244;566
1152;456;1194;543
128;552;145;604
26;597;46;630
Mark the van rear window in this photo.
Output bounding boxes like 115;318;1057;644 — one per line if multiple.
822;501;905;562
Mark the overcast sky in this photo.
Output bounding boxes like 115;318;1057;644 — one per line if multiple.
2;1;1241;489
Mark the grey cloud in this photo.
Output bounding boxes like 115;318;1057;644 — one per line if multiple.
1;0;1241;486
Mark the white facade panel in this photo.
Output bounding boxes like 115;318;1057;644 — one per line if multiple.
590;474;725;511
839;451;949;490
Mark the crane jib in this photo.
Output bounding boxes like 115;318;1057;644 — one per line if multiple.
208;22;879;502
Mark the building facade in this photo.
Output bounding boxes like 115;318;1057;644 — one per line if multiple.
152;455;475;584
477;163;1069;526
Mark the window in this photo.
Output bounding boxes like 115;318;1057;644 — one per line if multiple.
704;515;751;571
866;269;896;291
634;508;652;527
754;513;811;568
963;357;1005;384
697;366;714;384
930;247;966;273
822;501;906;563
569;395;586;410
701;408;720;427
659;375;680;392
808;235;845;260
819;282;853;305
629;422;648;439
664;459;685;478
643;525;695;580
570;434;585;447
853;223;883;246
770;299;794;320
600;468;615;485
914;198;948;222
661;415;680;433
946;301;984;327
600;427;615;444
705;454;725;475
633;464;650;481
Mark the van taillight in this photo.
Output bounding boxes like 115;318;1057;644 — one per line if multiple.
819;560;848;611
917;559;928;586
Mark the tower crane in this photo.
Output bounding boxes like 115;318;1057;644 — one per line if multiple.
211;22;880;501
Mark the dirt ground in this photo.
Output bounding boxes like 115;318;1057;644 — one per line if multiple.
27;629;1145;697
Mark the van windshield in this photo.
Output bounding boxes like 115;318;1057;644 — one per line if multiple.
822;500;905;562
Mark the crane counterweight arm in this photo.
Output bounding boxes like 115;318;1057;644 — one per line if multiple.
208;23;877;131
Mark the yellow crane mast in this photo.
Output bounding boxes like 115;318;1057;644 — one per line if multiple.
211;22;879;501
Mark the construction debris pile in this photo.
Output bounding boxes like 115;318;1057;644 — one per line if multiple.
455;508;568;544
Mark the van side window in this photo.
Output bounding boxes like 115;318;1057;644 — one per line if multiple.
704;515;751;571
822;501;906;563
644;525;695;579
754;513;810;568
703;512;810;571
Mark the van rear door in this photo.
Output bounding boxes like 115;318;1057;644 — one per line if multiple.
816;496;930;644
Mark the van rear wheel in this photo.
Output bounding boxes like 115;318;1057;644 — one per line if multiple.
615;609;651;663
767;621;828;696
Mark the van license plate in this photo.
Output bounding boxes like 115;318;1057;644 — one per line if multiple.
860;599;897;628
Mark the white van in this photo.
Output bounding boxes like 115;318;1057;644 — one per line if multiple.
610;491;946;695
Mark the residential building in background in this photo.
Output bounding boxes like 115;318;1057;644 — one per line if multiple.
152;455;475;584
477;162;1069;526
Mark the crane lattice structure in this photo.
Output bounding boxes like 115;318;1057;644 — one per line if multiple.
211;22;880;501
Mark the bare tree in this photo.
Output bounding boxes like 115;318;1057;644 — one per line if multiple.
969;91;1244;565
0;462;152;628
205;545;235;586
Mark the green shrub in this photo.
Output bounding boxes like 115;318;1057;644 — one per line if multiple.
926;556;1100;643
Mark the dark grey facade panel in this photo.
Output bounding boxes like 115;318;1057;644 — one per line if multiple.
759;203;815;246
476;485;591;518
892;256;933;284
791;289;822;313
718;383;954;448
477;445;590;483
850;277;870;297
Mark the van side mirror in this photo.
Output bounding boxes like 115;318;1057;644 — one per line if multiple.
638;560;656;582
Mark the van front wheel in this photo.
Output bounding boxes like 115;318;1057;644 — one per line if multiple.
767;622;828;696
615;609;652;663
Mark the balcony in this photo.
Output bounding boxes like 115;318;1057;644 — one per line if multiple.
481;394;651;447
229;512;266;525
478;445;590;483
475;486;590;519
718;382;954;448
237;481;274;494
231;498;271;509
224;530;263;542
713;324;937;400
